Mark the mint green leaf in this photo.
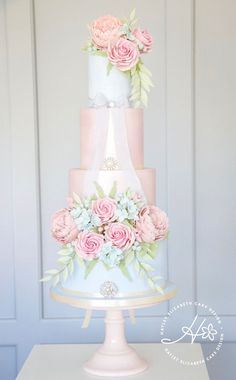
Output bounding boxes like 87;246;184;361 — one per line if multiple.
84;260;98;279
148;278;155;289
45;269;58;275
90;193;98;201
155;284;164;294
140;72;154;87
141;263;155;272
139;268;145;278
119;261;132;281
68;260;74;274
141;64;152;77
72;192;81;205
77;256;85;269
129;8;136;21
94;182;105;198
141;90;148;107
58;248;72;256
102;261;112;271
39;276;51;282
52;274;60;287
152;275;162;282
58;256;71;265
130;18;138;28
134;260;140;273
107;61;114;76
140;253;153;261
91;50;107;57
63;267;68;282
109;181;117;198
125;250;135;265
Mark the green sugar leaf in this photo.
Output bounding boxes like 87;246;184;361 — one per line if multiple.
152;275;162;282
129;8;136;21
84;260;98;279
147;278;155;290
119;261;132;281
39;276;52;282
58;248;72;256
102;261;112;271
125;250;135;265
45;269;58;275
155;284;164;294
107;62;114;76
58;256;71;265
77;256;85;269
134;260;140;273
63;267;68;282
52;274;60;287
72;192;81;205
141;65;152;77
109;181;117;198
91;50;107;57
94;182;105;198
68;259;74;275
141;263;155;272
139;268;145;278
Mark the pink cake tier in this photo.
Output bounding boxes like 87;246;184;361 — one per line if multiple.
80;108;144;169
69;168;156;204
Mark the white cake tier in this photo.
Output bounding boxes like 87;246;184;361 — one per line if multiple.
62;260;164;295
88;55;131;105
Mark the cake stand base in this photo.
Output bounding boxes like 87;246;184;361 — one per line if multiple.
83;309;147;377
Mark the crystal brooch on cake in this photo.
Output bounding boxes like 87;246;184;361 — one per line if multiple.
103;156;119;170
100;281;119;298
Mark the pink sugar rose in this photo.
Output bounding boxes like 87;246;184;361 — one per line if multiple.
133;28;153;53
108;38;140;71
92;197;117;224
136;206;168;243
51;209;78;244
75;231;104;261
90;15;122;50
105;222;135;250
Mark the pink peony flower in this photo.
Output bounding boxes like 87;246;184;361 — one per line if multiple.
133;28;153;53
90;15;122;50
75;231;104;261
108;38;140;71
105;222;135;250
136;206;168;243
51;209;78;244
92;197;117;224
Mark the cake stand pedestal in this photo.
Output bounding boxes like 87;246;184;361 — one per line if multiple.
50;281;176;377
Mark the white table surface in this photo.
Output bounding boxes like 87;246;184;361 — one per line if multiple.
16;343;209;380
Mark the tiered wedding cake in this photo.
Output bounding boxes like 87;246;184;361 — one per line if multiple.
42;11;168;298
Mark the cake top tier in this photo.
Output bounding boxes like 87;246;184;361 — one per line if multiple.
83;10;154;107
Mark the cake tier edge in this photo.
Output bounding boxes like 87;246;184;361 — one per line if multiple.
69;168;156;205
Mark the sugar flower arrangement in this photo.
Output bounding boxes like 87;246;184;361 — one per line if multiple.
84;9;154;107
41;182;168;293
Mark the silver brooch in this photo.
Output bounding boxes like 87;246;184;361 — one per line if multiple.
100;281;119;298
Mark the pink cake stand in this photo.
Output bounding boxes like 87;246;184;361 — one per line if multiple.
50;281;176;377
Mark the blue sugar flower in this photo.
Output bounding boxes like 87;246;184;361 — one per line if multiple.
98;242;124;268
116;208;129;222
90;213;101;227
116;194;139;221
70;206;83;219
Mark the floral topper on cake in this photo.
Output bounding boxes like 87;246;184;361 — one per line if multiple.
41;182;168;294
83;9;154;107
